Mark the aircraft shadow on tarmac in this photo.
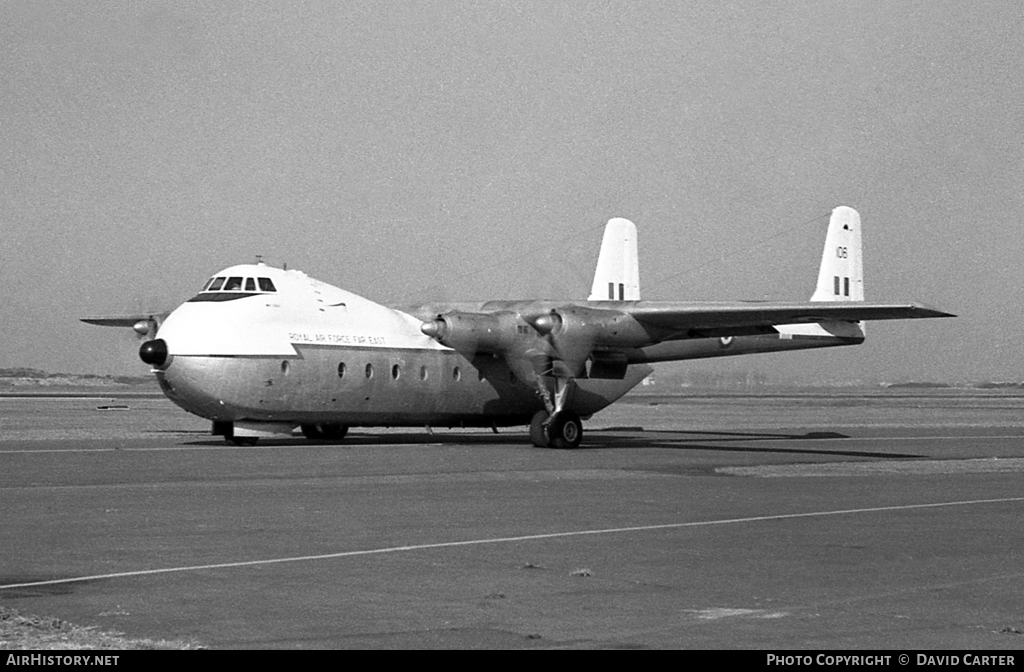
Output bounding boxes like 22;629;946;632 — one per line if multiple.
183;427;924;460
588;429;925;460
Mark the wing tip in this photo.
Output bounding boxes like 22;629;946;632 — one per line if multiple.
909;303;957;319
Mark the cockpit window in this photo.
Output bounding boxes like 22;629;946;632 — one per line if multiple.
196;274;276;294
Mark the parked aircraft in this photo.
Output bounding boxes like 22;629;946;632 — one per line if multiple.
83;206;952;448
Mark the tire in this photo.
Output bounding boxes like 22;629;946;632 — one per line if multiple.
301;424;349;441
547;412;583;449
529;410;551;448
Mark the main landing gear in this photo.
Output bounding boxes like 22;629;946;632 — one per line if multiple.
530;409;583;449
529;372;584;449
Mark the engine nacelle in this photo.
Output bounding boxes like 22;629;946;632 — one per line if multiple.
527;306;653;349
526;306;656;378
420;310;524;355
420;306;658;379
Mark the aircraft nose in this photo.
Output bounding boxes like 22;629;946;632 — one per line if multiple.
139;339;169;368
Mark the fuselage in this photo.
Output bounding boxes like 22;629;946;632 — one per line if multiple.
151;264;649;429
93;207;951;447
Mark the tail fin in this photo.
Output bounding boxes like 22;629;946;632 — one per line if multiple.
811;206;863;302
589;218;640;301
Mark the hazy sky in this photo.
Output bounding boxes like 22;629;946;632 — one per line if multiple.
2;1;1022;383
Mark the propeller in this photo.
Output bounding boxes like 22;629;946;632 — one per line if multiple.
132;312;171;341
419;305;651;382
133;314;169;367
80;312;168;341
524;308;602;378
79;312;170;368
525;306;655;379
132;317;159;340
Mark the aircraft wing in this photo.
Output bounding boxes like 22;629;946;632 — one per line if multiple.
613;301;954;339
80;313;169;339
80;316;152;327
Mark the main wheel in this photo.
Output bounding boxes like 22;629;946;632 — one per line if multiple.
546;412;583;449
320;424;348;440
529;410;551;448
301;424;349;441
229;437;259;446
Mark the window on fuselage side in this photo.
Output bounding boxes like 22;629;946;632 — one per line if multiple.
201;278;215;291
224;277;243;291
245;278;256;291
258;278;276;292
208;277;226;291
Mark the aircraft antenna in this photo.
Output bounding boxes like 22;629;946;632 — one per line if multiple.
644;210;832;295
